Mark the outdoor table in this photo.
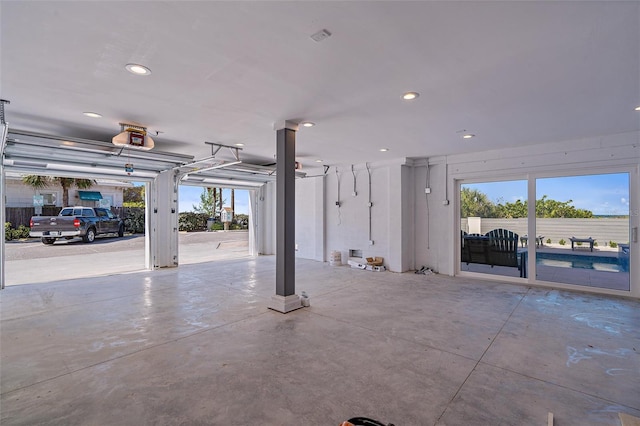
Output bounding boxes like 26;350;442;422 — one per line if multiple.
569;237;594;252
520;235;544;248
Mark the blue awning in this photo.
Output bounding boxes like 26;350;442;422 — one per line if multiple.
78;191;102;201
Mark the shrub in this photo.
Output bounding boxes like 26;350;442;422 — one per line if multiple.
576;241;582;246
15;225;31;239
4;222;13;241
609;241;618;248
209;222;224;231
178;212;209;232
124;209;145;234
559;239;566;246
4;222;30;241
546;238;551;244
593;242;598;247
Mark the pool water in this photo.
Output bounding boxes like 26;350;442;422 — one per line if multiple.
536;252;629;273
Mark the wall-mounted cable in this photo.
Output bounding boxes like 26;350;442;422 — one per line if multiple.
300;164;331;179
443;156;449;205
366;163;373;245
335;167;341;225
351;164;357;197
425;160;430;250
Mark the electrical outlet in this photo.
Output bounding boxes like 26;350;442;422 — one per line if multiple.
425;188;431;194
335;201;341;207
352;191;357;197
369;240;374;245
367;202;373;207
442;200;449;205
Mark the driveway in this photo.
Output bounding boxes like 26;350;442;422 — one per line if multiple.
4;231;250;286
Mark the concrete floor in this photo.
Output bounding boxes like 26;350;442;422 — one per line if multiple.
4;231;250;286
1;257;639;425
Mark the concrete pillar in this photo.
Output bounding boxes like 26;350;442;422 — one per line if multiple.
268;120;302;313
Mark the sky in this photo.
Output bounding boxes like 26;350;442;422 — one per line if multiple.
178;186;249;215
463;172;630;216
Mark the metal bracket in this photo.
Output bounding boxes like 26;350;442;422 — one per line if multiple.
204;141;242;161
0;99;10;125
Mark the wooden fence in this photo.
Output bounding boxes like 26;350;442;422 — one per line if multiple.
5;207;142;228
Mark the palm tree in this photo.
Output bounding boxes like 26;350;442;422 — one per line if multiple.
22;175;95;206
231;188;235;222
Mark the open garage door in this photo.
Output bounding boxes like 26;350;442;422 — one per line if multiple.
3;129;192;180
177;185;252;265
1;129;294;288
1;129;194;288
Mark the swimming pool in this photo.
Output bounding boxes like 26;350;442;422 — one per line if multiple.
536;252;629;273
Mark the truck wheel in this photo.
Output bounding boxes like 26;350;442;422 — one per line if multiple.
118;224;124;237
41;238;55;245
83;228;96;243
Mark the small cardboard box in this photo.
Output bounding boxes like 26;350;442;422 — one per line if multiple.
366;256;384;266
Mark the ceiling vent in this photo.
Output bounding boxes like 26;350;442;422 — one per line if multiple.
310;29;331;42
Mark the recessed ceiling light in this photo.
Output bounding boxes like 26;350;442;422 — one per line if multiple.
635;106;640;111
402;92;419;100
301;121;315;127
235;143;245;147
379;148;389;152
315;159;323;163
125;63;152;76
462;134;475;139
83;112;102;118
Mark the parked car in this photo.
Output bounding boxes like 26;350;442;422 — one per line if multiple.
30;207;125;244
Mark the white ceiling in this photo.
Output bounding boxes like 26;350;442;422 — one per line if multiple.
2;1;639;168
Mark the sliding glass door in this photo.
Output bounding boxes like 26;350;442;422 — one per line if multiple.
460;180;528;279
459;172;632;292
535;173;630;291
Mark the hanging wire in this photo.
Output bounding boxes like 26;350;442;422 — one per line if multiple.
425;160;430;249
351;164;357;196
366;163;372;242
335;167;341;225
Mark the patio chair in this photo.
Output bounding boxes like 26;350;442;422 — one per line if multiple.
462;231;487;264
485;228;520;270
461;231;469;263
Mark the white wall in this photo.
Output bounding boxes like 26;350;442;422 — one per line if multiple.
268;131;639;295
412;159;452;274
295;176;324;261
414;131;640;297
293;160;418;272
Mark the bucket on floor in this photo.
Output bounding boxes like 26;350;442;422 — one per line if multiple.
329;250;342;266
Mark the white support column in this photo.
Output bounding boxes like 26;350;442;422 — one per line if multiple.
150;170;179;268
387;163;414;272
248;188;260;257
0;123;8;289
258;181;277;255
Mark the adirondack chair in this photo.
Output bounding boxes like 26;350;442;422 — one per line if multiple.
485;228;520;269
